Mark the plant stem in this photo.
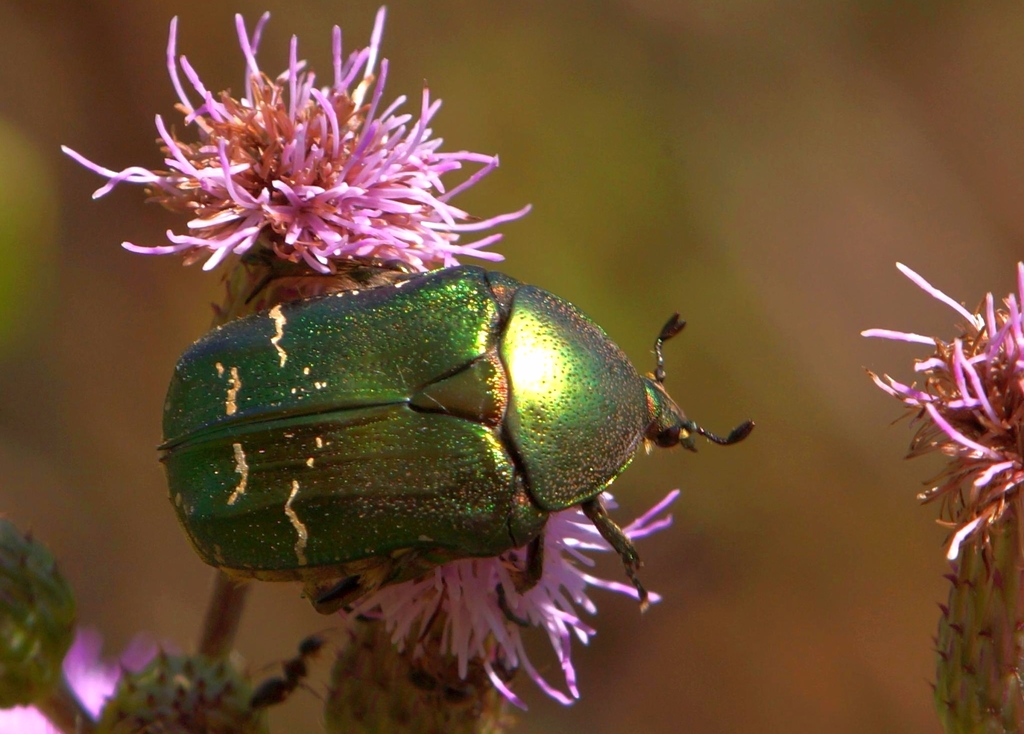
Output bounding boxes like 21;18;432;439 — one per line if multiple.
196;570;250;658
935;502;1024;732
36;673;96;734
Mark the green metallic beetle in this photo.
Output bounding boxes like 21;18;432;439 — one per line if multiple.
161;265;752;614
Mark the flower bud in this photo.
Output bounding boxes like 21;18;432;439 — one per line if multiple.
97;651;266;734
0;518;76;708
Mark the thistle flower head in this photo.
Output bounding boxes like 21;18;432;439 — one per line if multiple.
62;9;528;273
98;649;264;734
0;519;76;708
348;490;679;707
863;262;1024;560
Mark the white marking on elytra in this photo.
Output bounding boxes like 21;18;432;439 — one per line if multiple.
306;457;315;468
227;443;249;505
215;362;225;377
315;436;323;449
285;480;308;566
225;366;241;416
303;366;311;375
269;304;288;367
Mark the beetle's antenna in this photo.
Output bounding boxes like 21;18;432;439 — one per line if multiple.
653;313;686;384
686;419;755;446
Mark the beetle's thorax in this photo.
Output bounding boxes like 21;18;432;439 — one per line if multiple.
643;378;695;451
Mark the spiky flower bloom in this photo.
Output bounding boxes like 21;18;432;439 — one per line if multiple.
864;262;1024;731
864;263;1024;560
62;9;527;273
345;491;678;708
0;629;154;734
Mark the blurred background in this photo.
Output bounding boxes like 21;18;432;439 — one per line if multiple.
4;0;1024;731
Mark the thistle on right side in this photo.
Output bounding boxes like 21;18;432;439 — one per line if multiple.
864;262;1024;732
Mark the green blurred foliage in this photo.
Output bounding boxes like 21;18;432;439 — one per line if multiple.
0;118;56;351
5;1;1024;732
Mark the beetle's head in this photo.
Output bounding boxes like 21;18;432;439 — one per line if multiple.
642;313;754;452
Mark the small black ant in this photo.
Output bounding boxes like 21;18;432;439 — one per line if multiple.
250;634;326;709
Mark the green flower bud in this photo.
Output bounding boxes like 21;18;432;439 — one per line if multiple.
0;518;76;708
97;651;267;734
325;622;513;734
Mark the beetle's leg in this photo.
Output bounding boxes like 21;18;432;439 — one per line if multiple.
581;497;650;611
495;534;544;627
515;534;545;593
496;584;531;627
251;632;327;709
311;575;362;615
251;677;291;709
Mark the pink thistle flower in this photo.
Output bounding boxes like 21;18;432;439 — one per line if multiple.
0;628;154;733
863;262;1024;560
62;8;528;273
347;490;679;708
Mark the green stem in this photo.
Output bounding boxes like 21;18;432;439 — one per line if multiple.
196;571;250;658
36;673;96;734
935;503;1024;732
